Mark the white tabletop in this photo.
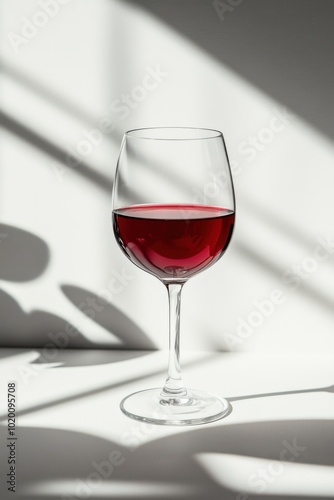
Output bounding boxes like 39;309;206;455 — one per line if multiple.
0;348;333;500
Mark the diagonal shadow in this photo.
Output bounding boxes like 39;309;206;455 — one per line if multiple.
1;60;124;147
0;347;332;425
240;197;322;251
0;110;113;193
0;60;98;127
227;383;334;403
0;353;217;422
125;0;334;143
235;241;334;318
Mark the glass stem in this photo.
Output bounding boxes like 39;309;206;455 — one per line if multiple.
161;283;187;397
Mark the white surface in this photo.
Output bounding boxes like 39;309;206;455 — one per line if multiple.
0;348;333;499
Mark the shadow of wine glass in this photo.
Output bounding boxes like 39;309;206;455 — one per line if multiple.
227;383;334;403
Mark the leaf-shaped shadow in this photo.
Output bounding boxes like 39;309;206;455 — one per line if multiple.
0;224;49;282
61;285;156;350
0;290;150;367
0;289;90;348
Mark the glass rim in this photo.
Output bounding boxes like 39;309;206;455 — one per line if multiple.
124;126;223;141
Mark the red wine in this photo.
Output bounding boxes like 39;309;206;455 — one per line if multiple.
113;204;235;281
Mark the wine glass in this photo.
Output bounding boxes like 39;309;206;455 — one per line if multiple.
112;127;235;425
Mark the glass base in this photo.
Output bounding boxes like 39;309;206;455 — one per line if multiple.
120;388;231;426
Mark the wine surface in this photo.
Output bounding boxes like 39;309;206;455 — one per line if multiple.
113;204;235;281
